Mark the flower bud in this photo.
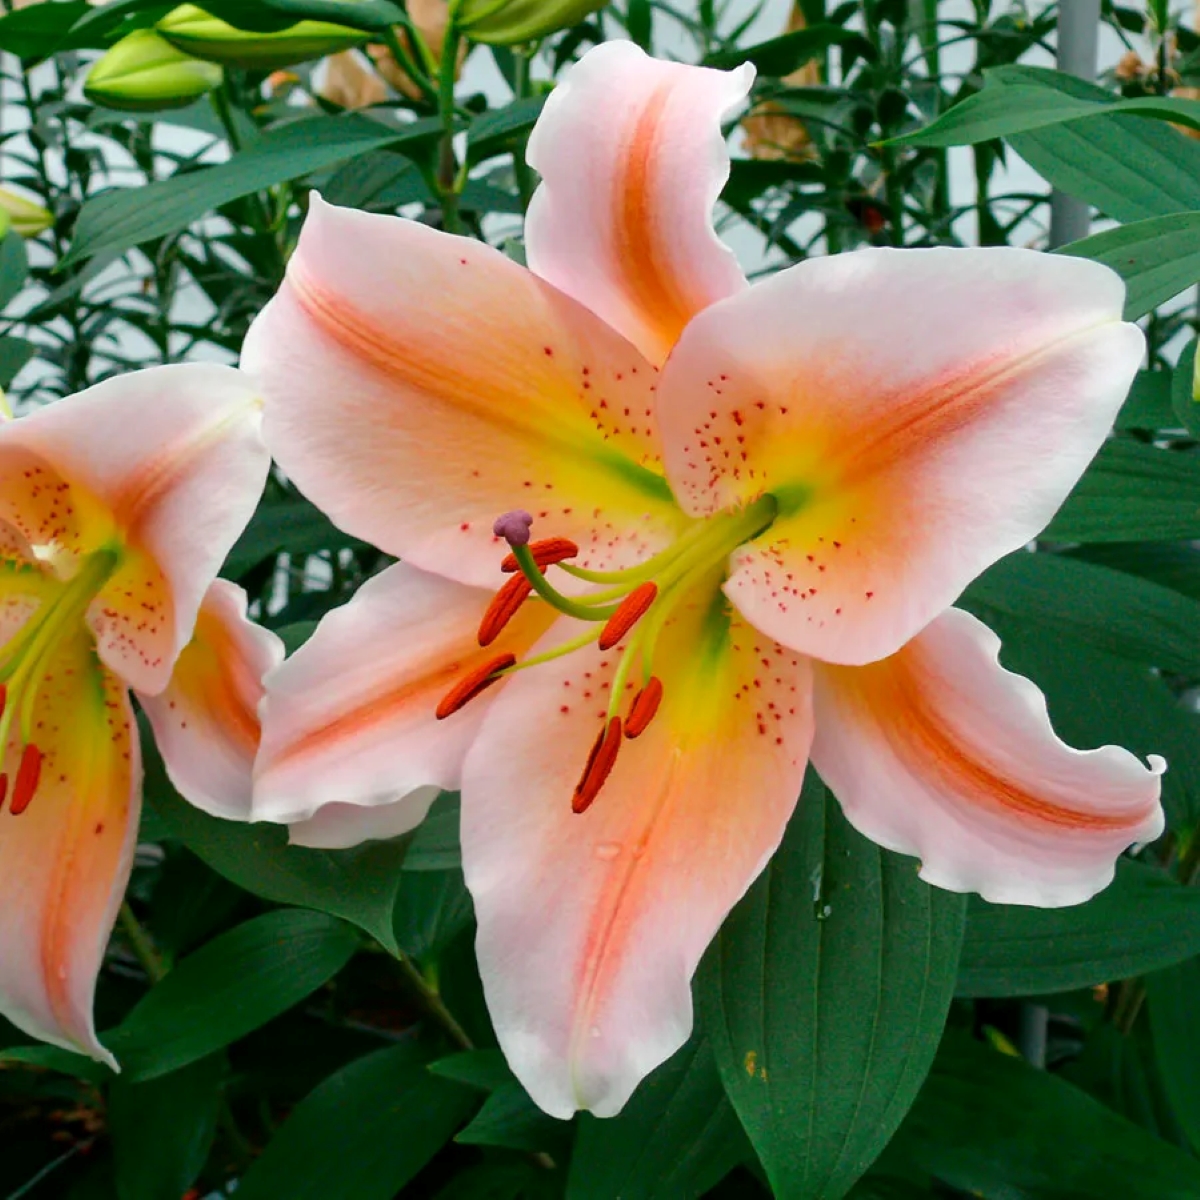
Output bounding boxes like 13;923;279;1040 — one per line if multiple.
454;0;607;45
0;188;52;238
84;29;223;112
157;4;369;70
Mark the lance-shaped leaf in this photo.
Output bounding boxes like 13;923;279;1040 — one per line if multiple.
698;773;965;1200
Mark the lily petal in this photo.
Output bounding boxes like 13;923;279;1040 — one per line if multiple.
810;607;1165;907
0;631;140;1065
526;41;752;367
0;365;270;693
656;248;1144;665
288;787;442;850
462;595;813;1117
242;198;684;589
254;563;553;828
139;579;283;821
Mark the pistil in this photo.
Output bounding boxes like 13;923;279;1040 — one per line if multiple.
436;495;779;814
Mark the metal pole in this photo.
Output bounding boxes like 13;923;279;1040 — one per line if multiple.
1049;0;1101;247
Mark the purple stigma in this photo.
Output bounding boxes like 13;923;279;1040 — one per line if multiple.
493;509;534;547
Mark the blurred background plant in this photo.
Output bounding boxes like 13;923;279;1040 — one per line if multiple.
3;2;1200;1198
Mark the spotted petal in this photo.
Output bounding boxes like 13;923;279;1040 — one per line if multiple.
254;562;553;830
810;607;1165;907
656;248;1143;665
242;198;685;590
526;41;752;367
0;630;140;1066
462;590;813;1117
0;365;270;693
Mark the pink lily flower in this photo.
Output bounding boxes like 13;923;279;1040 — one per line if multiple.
243;43;1165;1117
0;364;274;1065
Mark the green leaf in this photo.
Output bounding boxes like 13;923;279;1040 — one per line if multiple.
393;866;474;960
892;1033;1200;1198
0;1;92;59
1172;339;1200;438
467;96;546;164
0;230;28;311
992;66;1200;222
1070;542;1200;603
890;83;1200;147
699;773;965;1199
568;1035;748;1200
0;1042;107;1084
234;1042;475;1200
1147;955;1200;1154
70;0;405;39
433;1161;561;1200
428;1048;514;1092
63;114;442;267
1057;211;1200;319
105;909;359;1080
0;336;34;389
704;25;873;74
456;1082;568;1154
147;762;411;954
963;551;1200;674
1118;369;1176;431
224;495;368;576
1047;440;1200;543
109;1056;223;1200
403;791;462;871
957;861;1200;997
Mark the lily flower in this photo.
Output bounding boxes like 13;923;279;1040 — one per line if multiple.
0;364;272;1065
243;42;1164;1117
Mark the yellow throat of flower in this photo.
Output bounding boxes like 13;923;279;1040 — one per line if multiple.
436;494;778;813
0;548;120;815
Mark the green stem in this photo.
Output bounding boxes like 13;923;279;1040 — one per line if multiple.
395;949;474;1051
436;22;465;234
119;902;166;984
512;47;537;212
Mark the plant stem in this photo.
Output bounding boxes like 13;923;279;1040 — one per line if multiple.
119;902;166;984
395;949;474;1051
436;22;465;235
512;47;537;212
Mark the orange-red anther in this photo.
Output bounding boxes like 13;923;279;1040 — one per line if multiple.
500;537;579;573
598;582;658;651
573;717;622;814
0;772;8;814
10;744;42;816
478;575;532;647
0;683;7;720
624;677;664;739
435;654;517;720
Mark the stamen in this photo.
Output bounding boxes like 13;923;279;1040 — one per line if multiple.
501;537;579;574
598;582;658;651
436;654;516;719
0;773;7;813
493;510;534;546
478;576;532;647
573;717;622;814
9;743;42;816
624;677;664;739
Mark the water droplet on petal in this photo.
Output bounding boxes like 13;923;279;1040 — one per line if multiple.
590;1025;602;1039
595;841;622;861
